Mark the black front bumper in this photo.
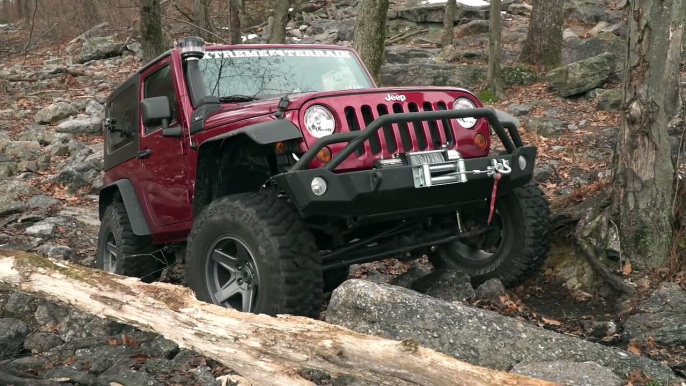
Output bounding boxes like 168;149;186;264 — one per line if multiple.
272;146;536;218
270;107;536;219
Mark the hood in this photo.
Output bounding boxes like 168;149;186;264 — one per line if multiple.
202;86;479;130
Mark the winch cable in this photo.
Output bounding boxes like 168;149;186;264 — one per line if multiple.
487;172;502;225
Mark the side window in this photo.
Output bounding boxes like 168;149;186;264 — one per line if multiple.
107;84;137;153
143;65;178;134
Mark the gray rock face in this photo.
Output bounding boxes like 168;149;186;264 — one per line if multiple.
34;101;77;124
56;115;102;134
593;88;623;111
412;268;475;302
623;283;686;345
526;117;567;137
511;361;624;386
392;2;488;23
326;280;677;383
78;36;122;63
0;318;30;358
546;52;617;97
562;34;625;71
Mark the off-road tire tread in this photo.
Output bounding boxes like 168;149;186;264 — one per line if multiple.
323;266;350;293
185;191;324;318
435;180;551;288
101;202;162;283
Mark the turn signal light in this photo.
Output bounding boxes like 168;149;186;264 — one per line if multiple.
275;141;287;154
474;133;487;150
316;146;332;163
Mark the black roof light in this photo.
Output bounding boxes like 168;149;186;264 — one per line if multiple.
177;36;205;60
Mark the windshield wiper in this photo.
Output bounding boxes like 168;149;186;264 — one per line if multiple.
219;95;260;103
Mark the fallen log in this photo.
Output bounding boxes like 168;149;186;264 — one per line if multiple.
0;250;558;386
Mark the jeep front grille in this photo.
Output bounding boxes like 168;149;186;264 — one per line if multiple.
342;101;458;158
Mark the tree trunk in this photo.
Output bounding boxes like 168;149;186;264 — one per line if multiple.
82;0;100;22
441;0;457;47
140;0;165;63
486;0;504;100
519;0;565;70
612;0;685;269
269;0;291;44
22;0;30;23
15;0;24;19
353;0;390;85
228;0;241;44
0;251;557;386
192;0;212;41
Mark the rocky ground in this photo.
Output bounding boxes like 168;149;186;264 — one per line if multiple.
0;0;684;384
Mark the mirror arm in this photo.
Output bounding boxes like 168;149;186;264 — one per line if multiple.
161;118;169;130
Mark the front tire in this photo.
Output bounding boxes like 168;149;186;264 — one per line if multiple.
184;191;324;317
431;180;551;287
96;201;164;283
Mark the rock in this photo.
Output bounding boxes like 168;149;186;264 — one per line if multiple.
623;283;686;345
455;20;490;38
326;280;676;383
390;260;432;289
37;243;75;260
564;0;608;24
501;66;538;87
0;181;41;206
309;19;355;42
25;222;55;238
0;318;30;358
412;268;475;302
0;140;42;161
545;52;616;97
24;332;64;353
394;2;489;23
85;100;106;119
56;114;102;134
78;35;122;63
534;163;555;181
508;3;532;16
586;21;610;37
147;336;180;359
34;101;77;124
0;201;25;215
381;63;535;88
526;117;567;137
511;361;624;386
59;308;131;342
125;42;142;58
385;46;440;64
595;88;623;111
27;194;60;209
507;103;535;117
562;34;624;71
475;279;506;300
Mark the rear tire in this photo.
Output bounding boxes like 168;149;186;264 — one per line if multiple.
184;191;324;317
431;180;551;287
96;201;164;283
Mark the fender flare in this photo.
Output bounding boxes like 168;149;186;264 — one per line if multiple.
100;179;151;236
199;119;303;149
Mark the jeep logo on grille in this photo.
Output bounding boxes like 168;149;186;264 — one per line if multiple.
384;94;406;102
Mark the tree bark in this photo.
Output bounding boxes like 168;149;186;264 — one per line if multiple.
612;0;685;269
519;0;565;70
192;0;212;41
269;0;291;44
486;0;504;100
353;0;390;85
227;0;241;44
441;0;457;47
0;251;557;386
15;0;24;19
140;0;165;63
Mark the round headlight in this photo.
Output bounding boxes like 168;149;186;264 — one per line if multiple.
453;97;478;129
304;105;336;139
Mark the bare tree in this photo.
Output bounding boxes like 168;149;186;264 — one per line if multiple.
192;0;212;41
611;0;685;269
486;0;504;100
227;0;241;44
519;0;565;70
15;0;24;19
82;0;100;22
269;0;291;44
352;0;390;84
140;0;165;63
441;0;457;47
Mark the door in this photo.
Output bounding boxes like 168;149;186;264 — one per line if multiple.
137;59;193;227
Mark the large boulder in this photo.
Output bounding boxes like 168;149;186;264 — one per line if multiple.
380;63;536;88
325;280;678;383
78;36;122;63
34;101;78;124
391;1;489;23
562;33;625;71
545;52;617;97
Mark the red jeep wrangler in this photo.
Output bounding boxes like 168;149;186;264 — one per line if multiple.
97;37;550;317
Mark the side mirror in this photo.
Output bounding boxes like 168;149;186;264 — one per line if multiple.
141;96;182;138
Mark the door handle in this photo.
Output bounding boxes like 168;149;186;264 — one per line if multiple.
136;149;152;159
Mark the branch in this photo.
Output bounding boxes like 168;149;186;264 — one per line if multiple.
0;250;558;386
385;29;428;46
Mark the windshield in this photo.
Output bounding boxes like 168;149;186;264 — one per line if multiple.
197;48;374;101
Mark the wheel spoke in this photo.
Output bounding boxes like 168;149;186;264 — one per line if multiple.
242;285;256;312
235;244;250;262
214;279;242;304
211;249;239;272
106;242;117;257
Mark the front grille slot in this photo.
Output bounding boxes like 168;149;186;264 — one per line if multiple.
422;102;442;150
360;105;382;154
344;106;365;156
392;103;413;152
376;104;398;155
407;102;428;150
436;101;455;147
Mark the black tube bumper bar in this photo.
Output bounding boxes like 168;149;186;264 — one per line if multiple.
272;108;534;218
